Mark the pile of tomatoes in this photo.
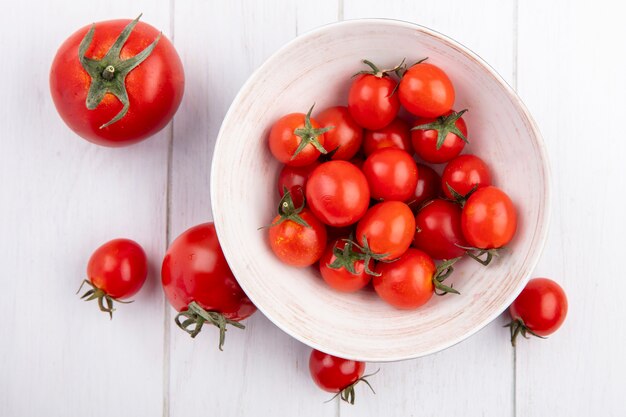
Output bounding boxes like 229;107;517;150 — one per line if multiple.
266;58;518;309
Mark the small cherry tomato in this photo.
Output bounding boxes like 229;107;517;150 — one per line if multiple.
461;186;517;249
412;110;468;164
306;161;370;227
269;105;330;167
78;238;148;318
277;162;319;207
355;201;415;261
363;118;412;156
317;106;363;160
408;163;441;212
507;278;568;346
309;349;375;404
319;239;373;292
413;199;467;259
362;148;418;202
348;60;401;130
399;61;455;117
442;154;492;199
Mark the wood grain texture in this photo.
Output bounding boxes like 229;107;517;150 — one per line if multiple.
516;1;626;415
0;1;170;416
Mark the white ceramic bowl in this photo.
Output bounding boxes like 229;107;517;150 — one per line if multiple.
211;19;550;362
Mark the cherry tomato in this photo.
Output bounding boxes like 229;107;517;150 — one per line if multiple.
50;16;184;147
306;161;370;227
373;248;435;309
461;186;517;249
413;199;467;259
442;154;492;199
162;223;257;349
412;110;468;164
309;349;374;404
408;163;441;212
319;239;373;293
269;106;330;167
399;61;455;118
362;148;418;202
316;106;363;160
356;201;415;261
363;118;412;156
78;238;148;318
508;278;568;345
277;162;319;207
348;61;400;130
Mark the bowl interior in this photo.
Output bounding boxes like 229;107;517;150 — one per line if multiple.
211;20;549;361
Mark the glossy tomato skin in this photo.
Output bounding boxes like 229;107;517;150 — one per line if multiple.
509;278;568;336
412;111;467;164
442;154;492;199
362;148;418;201
306;161;370;227
408;163;441;212
309;349;365;393
363;118;412;156
399;62;455;118
269;210;327;267
269;113;326;167
462;186;517;249
348;74;400;130
356;201;415;261
277;162;319;207
413;199;467;259
317;106;363;160
88;238;148;299
161;223;256;321
319;239;372;293
50;19;184;147
373;248;434;309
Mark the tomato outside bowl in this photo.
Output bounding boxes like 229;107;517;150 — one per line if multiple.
210;19;550;362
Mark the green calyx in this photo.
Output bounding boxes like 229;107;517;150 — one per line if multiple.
270;187;310;228
174;301;245;351
292;105;331;160
504;318;546;347
432;257;462;296
76;279;133;319
355;58;407;79
339;236;392;277
456;243;500;266
445;183;478;207
412;109;469;150
326;369;379;405
78;14;161;129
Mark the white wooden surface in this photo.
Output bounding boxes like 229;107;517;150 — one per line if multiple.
0;0;624;416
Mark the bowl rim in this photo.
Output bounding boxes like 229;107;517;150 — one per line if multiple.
210;18;552;362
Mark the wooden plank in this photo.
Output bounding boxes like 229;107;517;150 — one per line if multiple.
340;1;516;416
167;1;339;416
0;2;170;416
516;1;626;415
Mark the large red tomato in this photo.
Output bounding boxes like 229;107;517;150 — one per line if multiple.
355;201;415;261
442;154;492;199
412;199;467;259
161;223;257;349
399;61;455;117
362;148;418;202
461;186;517;249
50;16;184;147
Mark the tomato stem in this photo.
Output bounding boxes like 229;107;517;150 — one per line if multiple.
411;109;469;150
269;187;310;228
433;257;462;295
325;369;379;405
291;104;331;159
456;243;500;266
174;301;245;351
504;318;546;346
76;279;133;319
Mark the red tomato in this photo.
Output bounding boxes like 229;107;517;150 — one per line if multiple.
362;148;418;201
319;239;373;292
373;248;435;309
269;209;327;267
50;16;184;147
78;238;148;318
461;186;517;249
399;61;455;117
363;118;412;156
277;162;319;207
269;106;330;167
442;154;492;199
306;161;370;227
413;199;467;259
316;106;363;160
356;201;415;261
162;223;257;349
309;349;374;404
508;278;568;345
348;61;400;129
408;163;441;212
412;110;468;164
